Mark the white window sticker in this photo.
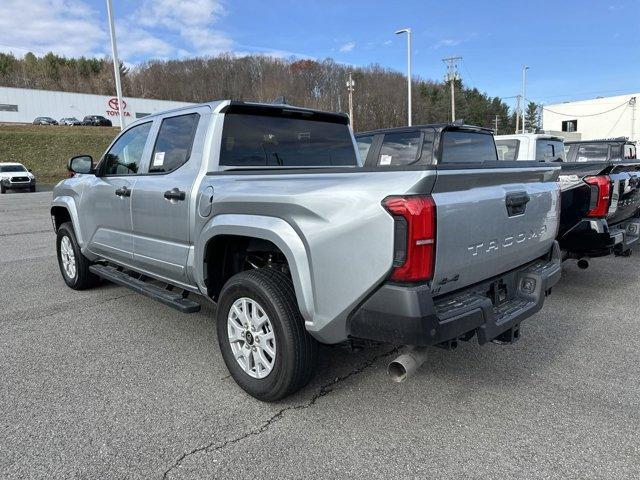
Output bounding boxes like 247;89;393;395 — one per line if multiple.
153;151;165;167
379;154;392;166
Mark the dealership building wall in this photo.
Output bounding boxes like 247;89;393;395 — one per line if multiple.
542;93;638;142
0;87;194;125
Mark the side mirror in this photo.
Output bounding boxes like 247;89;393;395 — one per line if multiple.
28;169;33;173
68;155;94;174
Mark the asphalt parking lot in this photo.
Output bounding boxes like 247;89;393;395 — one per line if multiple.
1;191;639;479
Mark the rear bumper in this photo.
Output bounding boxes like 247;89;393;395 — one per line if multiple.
347;241;562;347
559;218;623;257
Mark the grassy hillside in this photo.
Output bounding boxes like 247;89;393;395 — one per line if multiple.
0;124;118;184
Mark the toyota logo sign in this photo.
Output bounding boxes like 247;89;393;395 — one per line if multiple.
106;97;131;117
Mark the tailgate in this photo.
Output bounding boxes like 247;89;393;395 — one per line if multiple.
430;165;560;296
607;162;640;226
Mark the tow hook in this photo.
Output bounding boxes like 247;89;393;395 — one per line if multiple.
491;325;521;345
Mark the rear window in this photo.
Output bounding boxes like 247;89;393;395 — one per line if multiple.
536;139;566;162
576;144;608;162
220;113;357;167
440;131;497;163
495;139;519;160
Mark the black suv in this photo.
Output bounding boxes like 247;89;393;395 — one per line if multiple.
82;115;113;127
565;138;637;162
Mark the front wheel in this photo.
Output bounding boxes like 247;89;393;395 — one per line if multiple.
216;268;318;401
56;222;99;290
0;185;5;194
29;185;36;192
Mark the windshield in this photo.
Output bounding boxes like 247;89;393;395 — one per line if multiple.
0;165;27;173
220;113;357;167
440;130;497;163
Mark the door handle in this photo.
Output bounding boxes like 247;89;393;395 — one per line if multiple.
115;186;131;197
164;188;186;201
505;191;530;216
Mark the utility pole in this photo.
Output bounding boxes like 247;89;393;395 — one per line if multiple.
521;65;529;133
630;96;637;141
106;0;125;130
442;56;462;122
346;72;355;130
494;115;499;133
395;28;412;126
515;95;521;134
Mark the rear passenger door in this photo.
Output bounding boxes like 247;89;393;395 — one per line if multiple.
130;107;209;286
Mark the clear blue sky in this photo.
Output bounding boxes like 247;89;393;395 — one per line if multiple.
1;0;638;109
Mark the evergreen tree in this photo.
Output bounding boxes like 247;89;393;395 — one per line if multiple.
524;101;539;132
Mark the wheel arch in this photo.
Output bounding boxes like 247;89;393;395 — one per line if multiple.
195;214;315;324
50;197;85;246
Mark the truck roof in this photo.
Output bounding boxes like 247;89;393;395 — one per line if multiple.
496;133;564;142
565;137;635;145
133;99;349;125
355;123;494;137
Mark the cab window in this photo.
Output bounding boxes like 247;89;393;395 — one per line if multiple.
101;122;152;175
356;135;374;163
149;113;200;173
378;131;422;166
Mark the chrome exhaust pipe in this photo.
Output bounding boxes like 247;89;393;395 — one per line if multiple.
387;346;429;383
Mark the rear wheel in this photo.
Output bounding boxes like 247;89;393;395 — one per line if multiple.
216;268;318;401
56;222;99;290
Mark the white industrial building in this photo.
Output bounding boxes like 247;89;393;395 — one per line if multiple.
0;86;194;125
542;93;638;142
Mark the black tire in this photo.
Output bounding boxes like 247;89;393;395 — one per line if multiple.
29;185;36;192
56;222;99;290
0;185;5;194
216;268;318;401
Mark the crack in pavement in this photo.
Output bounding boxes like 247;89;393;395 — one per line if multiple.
1;292;137;324
161;346;400;479
0;229;52;238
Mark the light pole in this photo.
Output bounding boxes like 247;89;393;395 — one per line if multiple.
521;65;529;133
346;72;355;130
395;28;412;126
106;0;125;130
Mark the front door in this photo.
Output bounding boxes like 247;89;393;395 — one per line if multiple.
131;110;206;286
82;121;153;265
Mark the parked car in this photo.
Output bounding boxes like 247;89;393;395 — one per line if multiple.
496;134;640;263
52;103;561;401
60;117;82;126
495;133;566;162
33;117;58;125
565;138;637;162
0;162;36;193
82;115;112;127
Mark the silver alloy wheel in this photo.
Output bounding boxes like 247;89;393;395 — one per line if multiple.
60;236;77;280
227;297;276;379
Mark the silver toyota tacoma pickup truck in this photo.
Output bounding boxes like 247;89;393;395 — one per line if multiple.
51;101;562;401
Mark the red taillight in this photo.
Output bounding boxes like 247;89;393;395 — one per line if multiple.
585;175;611;217
383;195;436;282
